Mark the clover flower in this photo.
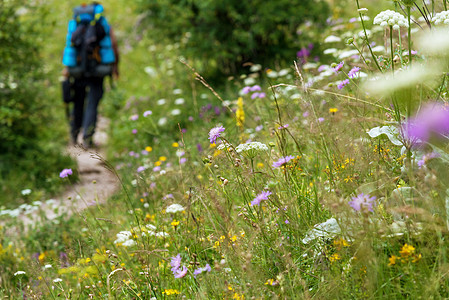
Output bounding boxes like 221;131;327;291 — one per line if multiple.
251;191;272;206
166;204;185;213
59;168;73;178
208;126;225;144
348;193;376;212
272;155;295;168
373;10;408;30
432;10;449;25
235;142;268;159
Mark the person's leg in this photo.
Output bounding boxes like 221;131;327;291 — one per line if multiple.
70;78;86;144
82;77;104;147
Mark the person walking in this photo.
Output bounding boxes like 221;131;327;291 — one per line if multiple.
62;2;119;148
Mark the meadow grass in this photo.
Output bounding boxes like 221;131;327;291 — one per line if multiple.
2;0;449;299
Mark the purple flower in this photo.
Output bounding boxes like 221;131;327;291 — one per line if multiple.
180;158;187;164
278;124;289;130
137;166;145;173
297;47;311;58
170;254;182;272
318;117;325;123
193;264;211;278
318;65;327;72
337;79;350;90
130;114;139;121
348;66;361;78
303;111;310;117
402;102;449;146
141;150;149;155
188;116;194;122
251;85;262;92
197;143;203;152
251;93;259;99
258;92;266;98
272;155;295;168
255;125;263;132
333;61;344;73
174;266;188;278
348;193;376;212
285;219;290;224
59;168;73;178
241;86;251;94
143;110;152;117
132;129;138;134
251;191;272;206
417;152;440;168
208;126;225;144
153;166;161;172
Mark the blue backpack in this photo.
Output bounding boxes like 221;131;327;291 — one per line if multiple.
62;3;116;78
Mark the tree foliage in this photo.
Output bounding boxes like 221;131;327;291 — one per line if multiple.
139;0;329;75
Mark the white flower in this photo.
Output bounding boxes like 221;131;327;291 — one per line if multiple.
166;204;185;213
14;271;26;276
156;231;169;237
173;88;183;94
143;203;149;208
114;231;133;244
157;99;166;105
323;48;337;55
44;264;52;269
158;117;167;126
373;10;408;29
171;109;181;116
432;10;449;25
358;8;368;14
21;189;31;196
53;278;63;283
266;70;278;78
235;142;269;159
122;239;136;247
174;98;185;105
338;49;359;59
250;64;262;72
244;77;256;85
324;35;342;43
144;67;157;77
146;224;157;231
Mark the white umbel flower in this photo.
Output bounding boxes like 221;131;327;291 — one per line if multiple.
432;10;449;25
166;203;185;213
373;10;408;30
235;142;268;159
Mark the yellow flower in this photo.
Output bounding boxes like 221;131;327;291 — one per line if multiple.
333;238;350;249
159;156;167;161
172;142;179;148
388;255;398;266
210;143;216;148
399;244;415;258
213;150;221;157
163;289;180;296
329;108;338;113
236;97;245;129
412;253;422;263
154;161;162;166
171;220;180;227
230;235;237;242
38;252;45;262
257;162;264;168
145;146;152;152
329;253;341;262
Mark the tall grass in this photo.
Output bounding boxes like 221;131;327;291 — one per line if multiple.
2;0;449;299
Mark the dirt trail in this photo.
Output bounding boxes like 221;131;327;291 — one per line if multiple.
17;116;120;227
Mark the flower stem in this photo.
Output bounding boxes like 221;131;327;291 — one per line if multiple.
390;26;395;74
407;6;412;67
355;0;383;73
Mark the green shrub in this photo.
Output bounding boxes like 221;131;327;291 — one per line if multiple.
138;0;329;76
0;0;73;205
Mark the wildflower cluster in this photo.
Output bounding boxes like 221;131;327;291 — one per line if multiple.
235;141;268;159
170;254;188;278
432;10;449;25
373;10;408;30
389;244;422;265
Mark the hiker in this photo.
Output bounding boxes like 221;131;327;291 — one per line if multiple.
62;2;119;148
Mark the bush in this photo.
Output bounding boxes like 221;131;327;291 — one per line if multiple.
0;0;73;204
139;0;329;76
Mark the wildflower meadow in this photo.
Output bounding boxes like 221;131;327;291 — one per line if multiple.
3;0;449;299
